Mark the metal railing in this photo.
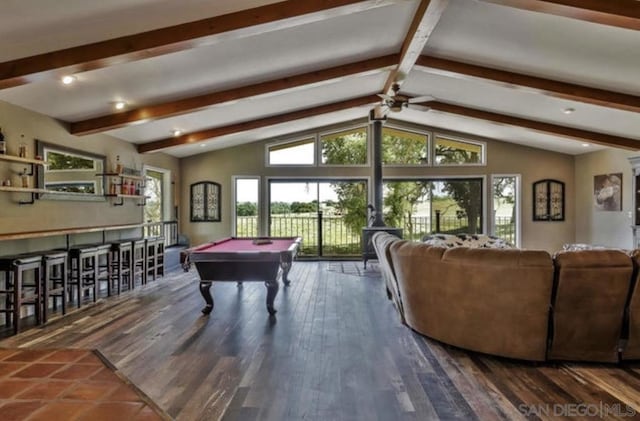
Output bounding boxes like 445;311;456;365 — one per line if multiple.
237;214;516;256
144;220;179;247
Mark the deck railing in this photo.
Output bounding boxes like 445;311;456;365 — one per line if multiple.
144;221;179;247
236;214;516;256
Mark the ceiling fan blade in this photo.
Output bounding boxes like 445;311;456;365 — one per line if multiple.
408;104;431;112
408;95;434;104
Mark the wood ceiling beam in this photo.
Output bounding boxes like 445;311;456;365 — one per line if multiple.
70;54;398;135
416;55;640;113
478;0;640;31
138;95;380;153
0;0;399;90
425;101;640;150
383;0;449;95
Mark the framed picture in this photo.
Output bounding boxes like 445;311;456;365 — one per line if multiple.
533;179;565;221
594;173;622;211
190;181;221;222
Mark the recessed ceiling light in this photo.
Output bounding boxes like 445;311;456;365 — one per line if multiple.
200;143;207;147
171;129;182;137
61;75;76;85
581;143;590;147
563;107;575;114
113;101;127;110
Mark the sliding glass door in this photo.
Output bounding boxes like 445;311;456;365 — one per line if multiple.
268;179;367;257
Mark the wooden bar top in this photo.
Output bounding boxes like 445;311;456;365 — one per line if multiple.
0;223;144;241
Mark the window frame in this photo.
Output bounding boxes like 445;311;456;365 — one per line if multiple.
432;133;486;167
490;174;521;248
318;124;370;168
381;124;431;167
265;136;317;167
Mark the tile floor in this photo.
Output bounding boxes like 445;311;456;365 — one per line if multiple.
0;348;168;421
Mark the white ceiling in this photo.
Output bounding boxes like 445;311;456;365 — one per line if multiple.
0;0;638;157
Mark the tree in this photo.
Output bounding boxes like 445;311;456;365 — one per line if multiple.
437;145;483;233
290;201;316;213
322;128;428;237
236;201;257;216
270;201;291;214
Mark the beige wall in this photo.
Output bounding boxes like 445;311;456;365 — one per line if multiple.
574;148;636;249
180;119;576;253
0;100;180;255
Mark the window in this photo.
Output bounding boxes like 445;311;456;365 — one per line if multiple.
234;177;260;237
144;170;164;223
320;127;367;165
383;178;483;240
382;127;428;165
492;175;520;247
267;138;315;165
434;135;485;166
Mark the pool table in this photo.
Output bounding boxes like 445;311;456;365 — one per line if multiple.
182;237;302;315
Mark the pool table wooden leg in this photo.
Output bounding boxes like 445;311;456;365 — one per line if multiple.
280;255;293;287
199;281;214;315
265;279;279;315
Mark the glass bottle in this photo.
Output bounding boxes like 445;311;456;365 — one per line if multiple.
115;155;123;174
0;127;5;155
20;168;29;188
18;134;26;158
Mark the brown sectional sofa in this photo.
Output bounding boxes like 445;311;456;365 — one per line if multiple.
373;231;638;363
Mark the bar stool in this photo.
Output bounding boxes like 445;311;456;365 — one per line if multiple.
131;239;147;287
110;241;132;294
67;246;98;308
156;236;165;278
145;237;158;282
42;250;68;324
0;253;43;334
90;244;112;297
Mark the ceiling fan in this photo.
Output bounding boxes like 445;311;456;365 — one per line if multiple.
377;83;433;113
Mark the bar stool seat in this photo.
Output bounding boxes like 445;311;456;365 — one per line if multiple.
110;241;132;294
0;253;43;334
67;246;98;308
42;250;68;324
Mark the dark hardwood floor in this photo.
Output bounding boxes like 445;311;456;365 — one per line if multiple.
2;262;640;420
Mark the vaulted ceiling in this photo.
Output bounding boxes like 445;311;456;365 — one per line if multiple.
0;0;638;158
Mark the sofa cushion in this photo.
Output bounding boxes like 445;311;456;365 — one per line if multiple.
422;233;514;249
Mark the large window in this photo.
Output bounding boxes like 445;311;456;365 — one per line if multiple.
434;135;485;166
267;138;315;165
268;179;367;257
383;178;483;240
382;127;428;165
234;177;260;237
320;127;368;165
492;175;519;246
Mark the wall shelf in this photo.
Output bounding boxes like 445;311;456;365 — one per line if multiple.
0;154;48;166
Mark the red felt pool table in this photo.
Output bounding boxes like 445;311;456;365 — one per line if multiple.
182;237;302;315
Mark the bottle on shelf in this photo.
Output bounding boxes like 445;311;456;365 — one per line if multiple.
18;134;26;158
135;181;141;196
0;127;5;155
20;168;29;188
110;178;118;195
114;155;123;174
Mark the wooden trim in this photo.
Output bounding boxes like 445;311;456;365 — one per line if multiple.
0;223;143;242
0;0;399;90
70;55;399;135
138;95;380;153
416;56;640;114
426;101;640;150
478;0;640;31
383;0;449;94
